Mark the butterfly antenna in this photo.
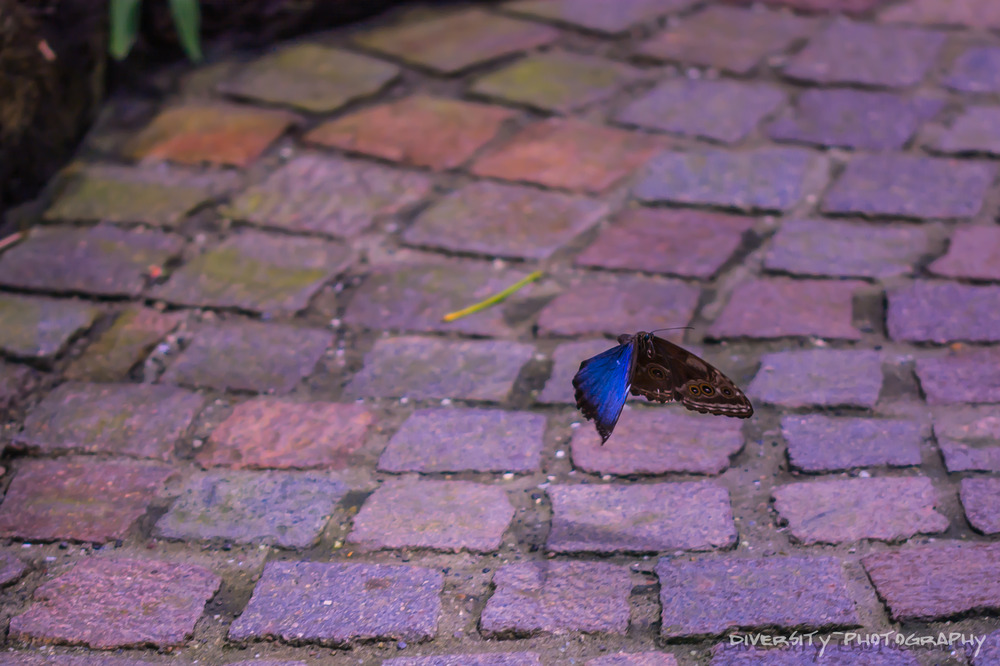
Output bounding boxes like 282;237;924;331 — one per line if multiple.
648;326;694;335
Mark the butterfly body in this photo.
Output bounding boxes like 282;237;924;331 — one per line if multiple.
572;331;753;443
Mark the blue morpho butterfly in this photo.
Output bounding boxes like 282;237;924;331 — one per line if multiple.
572;330;753;443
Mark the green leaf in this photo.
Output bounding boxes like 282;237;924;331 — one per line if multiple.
169;0;204;62
108;0;142;60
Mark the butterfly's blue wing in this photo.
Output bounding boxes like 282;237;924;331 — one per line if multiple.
572;339;635;444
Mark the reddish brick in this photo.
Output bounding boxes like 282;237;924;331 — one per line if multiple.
344;336;534;402
575;208;753;279
880;0;1000;28
505;0;697;34
935;405;1000;472
403;181;608;260
634;147;827;213
917;349;1000;405
782;415;923;472
587;654;677;666
0;552;26;586
616;79;785;144
749;349;883;409
708;278;863;341
823;155;994;220
944;47;1000;93
764;219;929;279
229;561;442;644
386;654;542;666
0;295;100;362
15;382;204;460
350;478;514;552
926;106;1000;157
538;339;624;404
547;482;736;553
772;477;948;544
198;399;372;469
9;558;219;649
538;275;700;337
888;282;1000;343
636;6;815;74
161;321;332;394
472;118;662;194
65;307;183;382
723;0;890;13
378;408;544;473
217;43;399;113
127;103;296;167
657;556;857;638
471;51;641;114
960;478;1000;534
222;154;433;238
930;226;1000;281
572;410;744;475
353;9;559;75
0;458;173;543
480;561;631;636
783;21;944;87
305;95;514;170
862;542;1000;621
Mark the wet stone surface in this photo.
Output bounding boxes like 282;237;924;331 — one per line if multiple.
656;556;857;638
930;226;1000;281
546;482;736;553
229;561;442;645
65;307;183;382
772;477;949;544
960;478;1000;534
504;0;698;35
748;349;883;409
378;408;545;473
14;382;204;460
782;415;924;472
480;561;632;636
155;470;347;548
0;294;100;362
9;558;220;649
349;478;515;552
888;282;1000;344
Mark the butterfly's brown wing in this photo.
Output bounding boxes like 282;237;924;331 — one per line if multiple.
630;334;753;418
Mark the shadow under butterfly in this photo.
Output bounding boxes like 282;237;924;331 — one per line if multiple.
572;331;753;444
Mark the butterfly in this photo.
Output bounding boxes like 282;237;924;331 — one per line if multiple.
572;331;753;443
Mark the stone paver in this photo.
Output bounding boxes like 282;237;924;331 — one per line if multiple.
926;106;1000;157
656;556;857;638
217;43;399;113
0;552;27;587
862;542;1000;621
378;408;545;473
588;654;677;666
305;95;514;170
634;147;827;213
9;558;220;649
471;51;642;114
151;231;352;315
156;470;346;548
708;278;864;340
822;155;995;220
0;225;184;298
230;561;442;644
767;89;942;151
940;441;1000;473
65;307;183;382
546;482;736;553
403;181;608;260
710;645;919;666
480;561;631;636
973;631;1000;666
505;0;697;34
0;294;100;362
575;207;753;279
917;349;1000;405
344;336;534;402
960;478;1000;534
764;219;929;279
471;118;663;194
349;478;515;552
14;382;204;460
772;477;949;544
880;0;1000;27
538;338;625;404
636;6;814;74
537;276;700;337
160;321;331;393
0;360;38;417
127;103;296;167
929;226;1000;281
616;79;785;144
726;0;888;13
944;47;1000;93
221;153;433;238
0;458;174;543
888;282;1000;343
198;398;372;469
782;415;923;472
783;20;945;88
749;349;883;408
935;406;1000;472
571;410;745;475
353;9;559;74
386;654;542;666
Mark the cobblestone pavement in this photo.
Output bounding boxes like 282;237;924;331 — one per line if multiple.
2;0;1000;664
